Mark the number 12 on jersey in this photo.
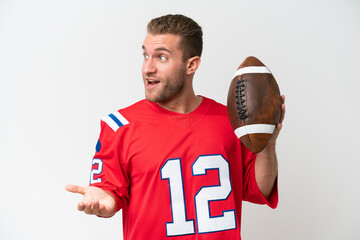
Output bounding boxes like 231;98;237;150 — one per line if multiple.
160;154;236;236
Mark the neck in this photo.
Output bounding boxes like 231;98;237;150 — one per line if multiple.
157;92;203;114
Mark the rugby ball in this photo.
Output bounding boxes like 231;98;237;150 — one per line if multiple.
227;56;281;153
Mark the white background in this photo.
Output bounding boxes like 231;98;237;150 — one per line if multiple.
1;0;359;239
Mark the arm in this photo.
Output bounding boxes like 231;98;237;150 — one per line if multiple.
65;113;131;217
65;185;118;217
255;95;285;199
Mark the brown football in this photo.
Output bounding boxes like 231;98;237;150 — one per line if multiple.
227;56;281;153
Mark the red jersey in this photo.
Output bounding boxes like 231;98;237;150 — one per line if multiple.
90;97;277;240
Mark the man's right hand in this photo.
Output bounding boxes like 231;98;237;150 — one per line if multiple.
65;185;117;218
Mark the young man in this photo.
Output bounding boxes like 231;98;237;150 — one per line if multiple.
66;14;285;239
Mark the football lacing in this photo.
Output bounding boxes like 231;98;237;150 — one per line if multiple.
236;77;247;120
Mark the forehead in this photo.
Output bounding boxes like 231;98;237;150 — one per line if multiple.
142;33;181;52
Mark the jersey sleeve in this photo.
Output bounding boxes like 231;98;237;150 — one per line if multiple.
89;112;131;212
242;144;278;209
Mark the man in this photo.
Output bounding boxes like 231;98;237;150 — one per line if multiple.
66;14;285;239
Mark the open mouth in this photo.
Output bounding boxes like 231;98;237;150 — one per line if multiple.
146;79;160;89
148;79;160;85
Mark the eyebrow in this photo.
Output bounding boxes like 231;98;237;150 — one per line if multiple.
142;45;172;54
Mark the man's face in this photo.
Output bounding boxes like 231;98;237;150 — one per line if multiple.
142;33;186;103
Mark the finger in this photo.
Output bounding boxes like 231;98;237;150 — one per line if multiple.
77;201;85;211
65;185;86;195
83;201;95;215
99;203;110;216
83;201;91;214
275;123;283;135
279;104;285;124
99;204;114;218
271;123;282;140
92;200;100;215
279;95;286;124
99;204;106;215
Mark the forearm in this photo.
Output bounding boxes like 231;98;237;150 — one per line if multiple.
254;145;278;199
253;95;284;199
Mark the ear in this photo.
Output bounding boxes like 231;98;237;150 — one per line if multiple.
185;56;201;75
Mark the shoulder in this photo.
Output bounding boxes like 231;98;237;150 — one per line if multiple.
202;96;227;115
101;99;149;133
101;110;130;132
101;99;156;132
201;96;235;134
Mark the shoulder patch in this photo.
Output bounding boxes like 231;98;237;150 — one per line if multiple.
101;111;129;132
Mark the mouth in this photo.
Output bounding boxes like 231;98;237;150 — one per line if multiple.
146;78;160;89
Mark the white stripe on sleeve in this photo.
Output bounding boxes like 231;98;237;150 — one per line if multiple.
101;115;120;132
112;111;129;125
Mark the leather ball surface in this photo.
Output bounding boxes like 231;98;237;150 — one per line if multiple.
227;56;281;153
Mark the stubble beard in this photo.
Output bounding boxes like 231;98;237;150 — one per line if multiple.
145;68;186;103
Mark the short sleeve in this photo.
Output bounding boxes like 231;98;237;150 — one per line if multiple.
242;144;278;209
89;117;130;211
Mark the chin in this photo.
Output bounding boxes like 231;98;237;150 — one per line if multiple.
145;96;157;102
145;92;159;102
145;93;170;103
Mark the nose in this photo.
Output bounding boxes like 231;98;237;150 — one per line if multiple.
142;57;156;75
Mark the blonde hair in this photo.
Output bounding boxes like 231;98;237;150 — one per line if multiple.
147;14;203;61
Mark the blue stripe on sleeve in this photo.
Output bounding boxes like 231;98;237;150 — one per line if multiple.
108;113;124;128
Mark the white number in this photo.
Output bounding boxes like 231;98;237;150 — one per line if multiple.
90;158;103;184
193;155;236;233
160;155;236;236
160;159;195;236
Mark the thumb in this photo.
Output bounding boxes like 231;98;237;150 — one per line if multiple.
65;184;87;195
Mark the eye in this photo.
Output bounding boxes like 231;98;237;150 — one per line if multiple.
159;55;167;61
143;53;149;60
